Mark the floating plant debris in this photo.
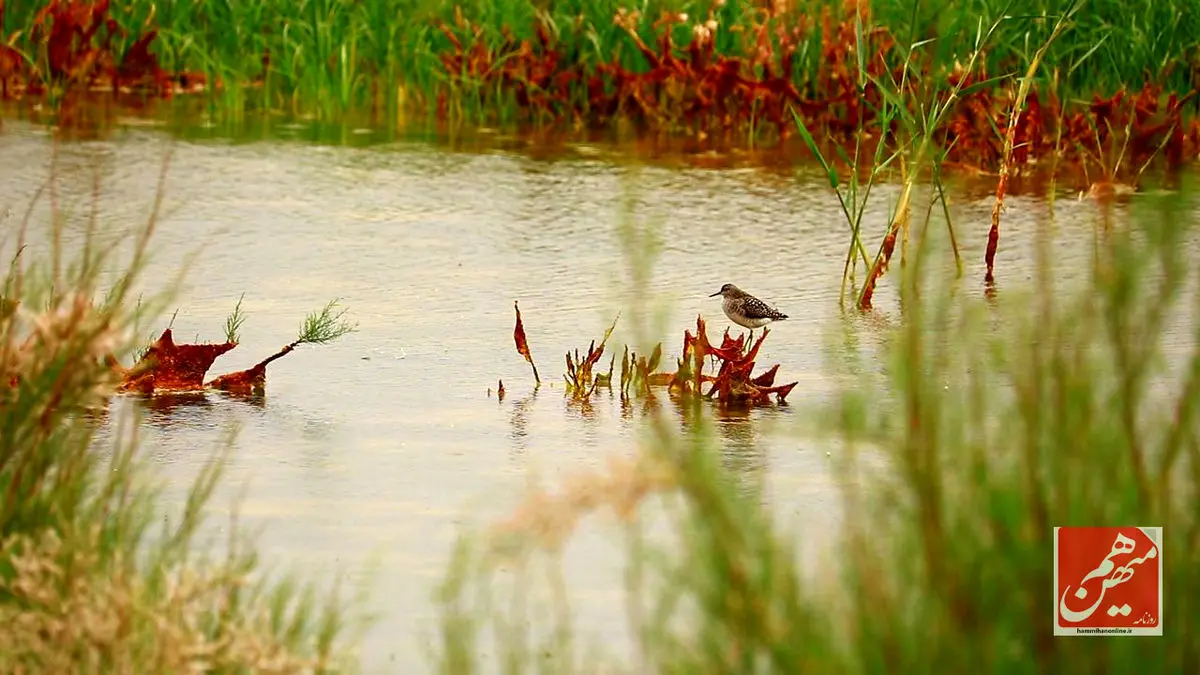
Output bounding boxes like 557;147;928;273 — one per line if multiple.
117;328;236;394
117;298;356;397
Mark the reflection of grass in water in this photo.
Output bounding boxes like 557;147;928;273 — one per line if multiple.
713;407;768;502
432;171;1200;670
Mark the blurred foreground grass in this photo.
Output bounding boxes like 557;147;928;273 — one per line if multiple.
432;178;1200;671
0;158;364;673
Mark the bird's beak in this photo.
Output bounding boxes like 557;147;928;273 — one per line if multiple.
708;290;722;297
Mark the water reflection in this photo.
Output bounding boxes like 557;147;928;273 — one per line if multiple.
135;391;216;423
666;394;773;503
565;392;602;449
507;385;540;457
130;390;266;424
713;406;770;504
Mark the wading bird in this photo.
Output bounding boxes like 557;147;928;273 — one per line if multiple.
708;283;788;343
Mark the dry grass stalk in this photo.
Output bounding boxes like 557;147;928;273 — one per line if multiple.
986;2;1080;286
487;452;678;558
1;292;128;419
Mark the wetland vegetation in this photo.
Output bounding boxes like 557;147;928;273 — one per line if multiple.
2;0;1198;166
438;182;1200;673
1;0;1199;672
0;181;364;672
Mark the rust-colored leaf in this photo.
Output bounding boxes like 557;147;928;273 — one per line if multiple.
205;344;295;396
751;364;779;387
513;300;540;385
118;328;236;394
667;316;797;407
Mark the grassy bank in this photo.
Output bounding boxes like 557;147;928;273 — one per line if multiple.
2;0;1199;169
432;166;1200;673
0;155;363;672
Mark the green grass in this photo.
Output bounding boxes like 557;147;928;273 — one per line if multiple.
0;150;365;672
429;154;1200;674
2;0;1198;128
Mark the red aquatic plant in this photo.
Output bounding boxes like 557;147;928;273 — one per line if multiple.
1;0;181;101
431;0;1200;190
117;329;236;394
116;300;355;398
550;315;797;408
564;314;619;400
205;342;299;396
32;0;119;87
667;315;796;406
619;342;672;400
513;300;541;385
433;0;897;143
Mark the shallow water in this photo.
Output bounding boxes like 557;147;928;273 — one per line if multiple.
0;115;1194;672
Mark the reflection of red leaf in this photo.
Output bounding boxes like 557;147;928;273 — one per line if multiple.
118;329;236;393
647;372;675;386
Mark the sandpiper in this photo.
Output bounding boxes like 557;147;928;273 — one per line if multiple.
709;283;788;341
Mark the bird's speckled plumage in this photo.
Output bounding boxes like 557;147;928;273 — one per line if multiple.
709;283;788;330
